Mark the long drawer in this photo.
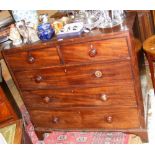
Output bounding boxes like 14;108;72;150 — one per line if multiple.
22;81;136;109
61;38;129;64
4;47;60;70
30;108;140;130
14;61;133;90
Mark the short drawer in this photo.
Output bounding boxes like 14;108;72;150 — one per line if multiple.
61;38;129;64
3;47;60;70
22;81;136;109
30;108;140;130
14;61;133;90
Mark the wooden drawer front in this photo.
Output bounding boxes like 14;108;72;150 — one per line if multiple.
30;108;140;130
61;38;129;64
14;61;133;90
22;82;136;109
0;102;13;123
4;47;60;70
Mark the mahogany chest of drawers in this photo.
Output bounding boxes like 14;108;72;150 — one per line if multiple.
2;13;148;141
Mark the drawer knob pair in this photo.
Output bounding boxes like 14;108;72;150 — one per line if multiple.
28;56;35;64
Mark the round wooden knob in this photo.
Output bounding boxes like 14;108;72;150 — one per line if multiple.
43;96;50;103
35;75;43;83
28;56;35;64
105;116;113;123
89;48;97;57
52;117;59;124
100;94;108;101
95;70;103;78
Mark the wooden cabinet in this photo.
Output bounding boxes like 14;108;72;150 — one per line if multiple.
137;11;154;41
127;10;155;41
2;12;148;142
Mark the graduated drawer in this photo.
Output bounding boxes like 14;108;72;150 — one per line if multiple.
14;61;133;90
22;82;136;109
61;38;129;64
3;47;60;70
30;108;140;130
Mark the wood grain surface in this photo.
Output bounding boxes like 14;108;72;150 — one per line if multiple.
22;81;136;109
13;60;133;90
30;107;140;130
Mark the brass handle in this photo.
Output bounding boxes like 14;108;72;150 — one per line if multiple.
43;96;50;103
105;116;113;123
35;75;43;83
95;70;103;78
100;94;108;101
52;117;59;124
28;56;35;64
89;48;97;57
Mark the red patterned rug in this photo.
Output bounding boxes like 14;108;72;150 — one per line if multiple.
43;131;129;144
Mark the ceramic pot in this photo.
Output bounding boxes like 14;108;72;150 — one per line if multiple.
37;23;55;41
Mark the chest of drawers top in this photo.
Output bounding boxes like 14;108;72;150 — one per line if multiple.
2;12;136;65
3;37;131;71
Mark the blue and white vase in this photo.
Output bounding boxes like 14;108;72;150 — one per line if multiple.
37;23;55;41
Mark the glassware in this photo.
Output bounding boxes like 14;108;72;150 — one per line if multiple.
95;10;125;29
83;11;98;30
73;11;86;23
112;10;126;24
58;10;126;30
